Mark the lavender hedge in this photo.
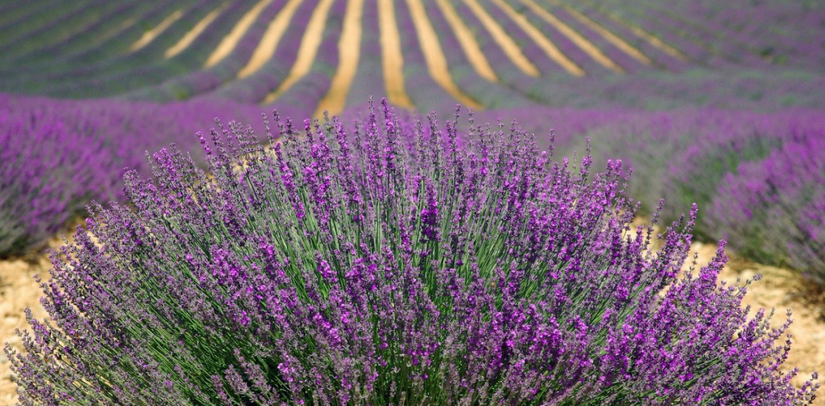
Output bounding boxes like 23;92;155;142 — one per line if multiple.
707;136;825;285
8;102;818;404
0;93;265;258
0;105;116;257
578;108;825;285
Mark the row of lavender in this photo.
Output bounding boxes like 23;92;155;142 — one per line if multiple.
1;0;824;111
7;102;818;404
0;0;210;95
443;0;825;110
0;93;279;257
148;0;825;111
556;109;825;285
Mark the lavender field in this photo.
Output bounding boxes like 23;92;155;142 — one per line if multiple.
0;0;823;404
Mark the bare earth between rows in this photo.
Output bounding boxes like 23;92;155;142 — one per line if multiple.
0;239;822;405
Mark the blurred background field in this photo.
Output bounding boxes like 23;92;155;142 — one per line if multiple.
0;0;824;404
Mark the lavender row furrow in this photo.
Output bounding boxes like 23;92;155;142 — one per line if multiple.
422;0;532;109
211;0;322;104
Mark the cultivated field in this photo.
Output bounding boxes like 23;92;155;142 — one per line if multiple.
0;0;823;110
1;0;823;404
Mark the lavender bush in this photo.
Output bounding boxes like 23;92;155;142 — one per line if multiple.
8;102;818;404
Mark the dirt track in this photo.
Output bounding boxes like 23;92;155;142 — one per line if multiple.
0;254;50;406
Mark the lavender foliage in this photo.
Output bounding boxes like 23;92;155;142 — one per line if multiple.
8;102;818;405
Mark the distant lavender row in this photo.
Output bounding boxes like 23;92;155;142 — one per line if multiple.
707;136;825;285
8;102;817;404
569;108;825;284
0;93;267;257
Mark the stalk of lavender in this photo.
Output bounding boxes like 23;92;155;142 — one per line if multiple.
8;100;818;405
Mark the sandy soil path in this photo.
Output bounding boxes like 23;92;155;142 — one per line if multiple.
0;254;50;406
129;9;185;52
262;0;336;105
204;0;276;68
404;0;483;110
165;3;229;59
460;0;540;77
314;0;365;117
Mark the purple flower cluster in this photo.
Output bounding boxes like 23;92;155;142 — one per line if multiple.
0;93;265;257
8;101;818;404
